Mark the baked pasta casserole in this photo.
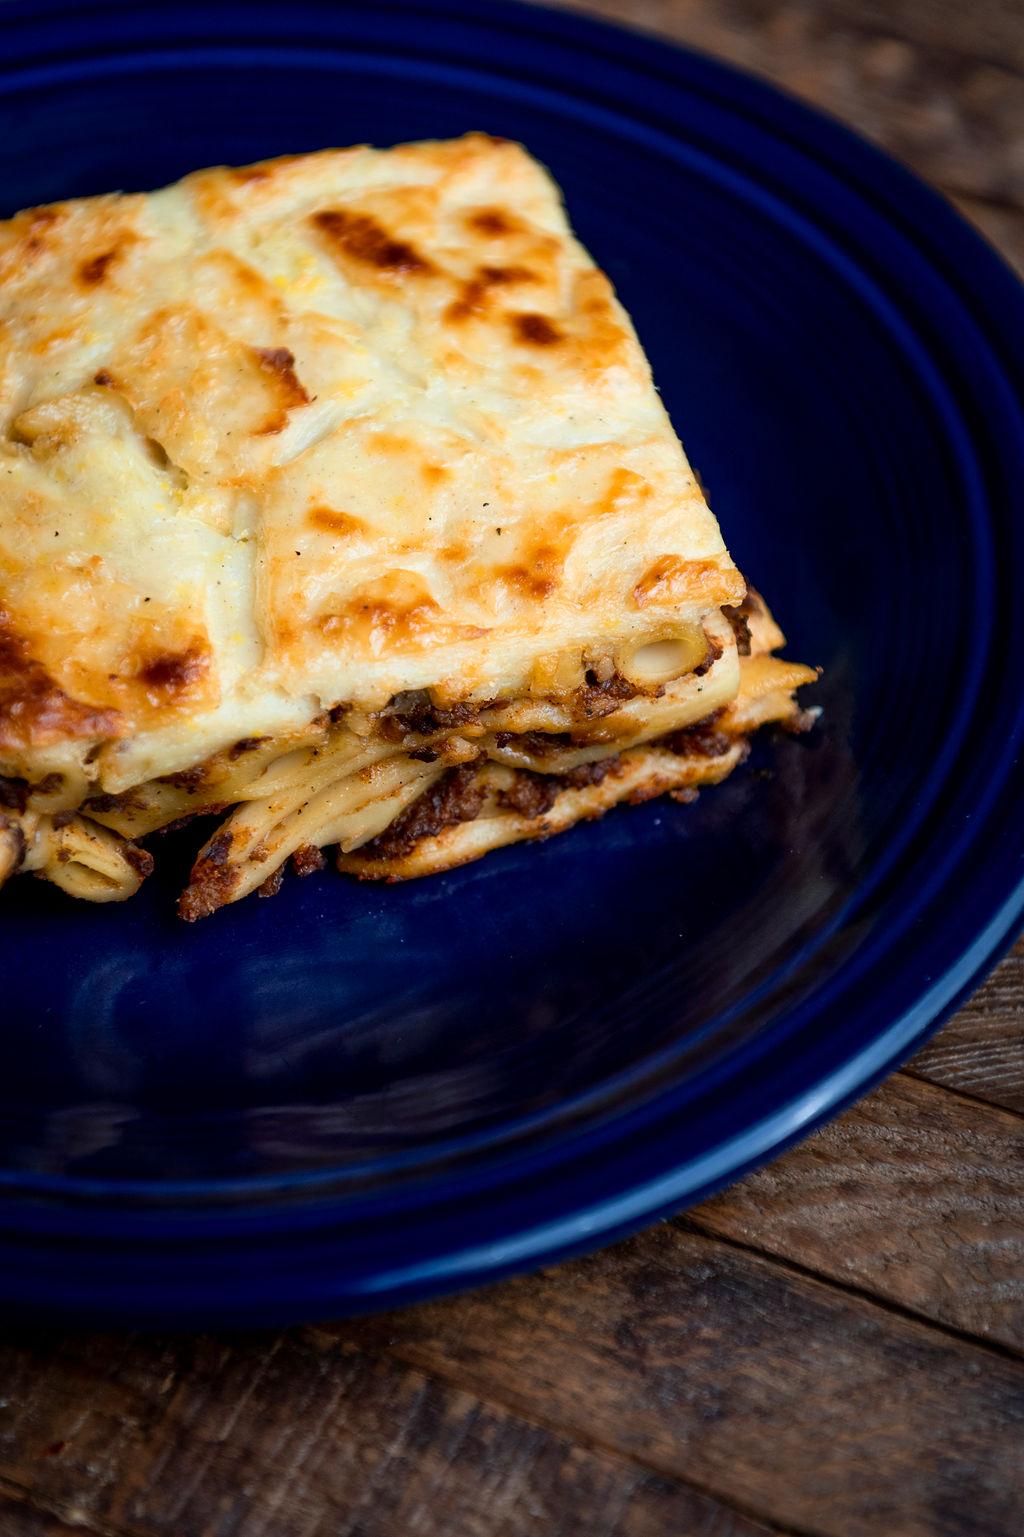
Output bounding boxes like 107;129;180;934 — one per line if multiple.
0;134;817;916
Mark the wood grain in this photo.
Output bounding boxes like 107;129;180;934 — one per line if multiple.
0;1331;782;1537
3;1059;1022;1536
343;1225;1024;1537
909;940;1024;1112
0;1492;94;1537
689;1072;1024;1350
815;0;1024;71
547;0;1024;208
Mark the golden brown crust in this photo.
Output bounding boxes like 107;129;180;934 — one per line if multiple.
0;136;819;916
0;133;743;792
311;207;436;278
0;609;123;751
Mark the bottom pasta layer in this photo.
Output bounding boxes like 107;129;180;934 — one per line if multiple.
0;595;817;918
337;731;749;882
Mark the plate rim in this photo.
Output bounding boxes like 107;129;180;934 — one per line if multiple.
1;0;1023;1322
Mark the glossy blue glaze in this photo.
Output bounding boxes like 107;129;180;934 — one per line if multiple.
1;0;1022;1324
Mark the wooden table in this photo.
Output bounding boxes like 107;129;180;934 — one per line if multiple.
3;4;1024;1533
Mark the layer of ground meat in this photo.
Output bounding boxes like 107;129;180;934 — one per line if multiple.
571;670;639;719
659;711;733;758
355;707;736;862
497;770;560;818
358;764;486;861
379;690;485;739
292;844;327;877
722;602;752;656
492;730;573;757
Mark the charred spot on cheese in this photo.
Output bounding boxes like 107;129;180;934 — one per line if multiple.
596;467;653;518
632;555;732;609
319;573;445;653
77;249;118;287
137;645;209;702
251;345;310;434
27;207;62;231
7;205;63;267
213;252;273;300
570;272;633;373
93;368;116;388
496;563;558;600
582;290;614;317
445;263;536;322
253;346;309;399
510;312;562;346
495;539;564;601
465;207;520;238
445;284;487;324
315;572;490;656
311;208;434;276
0;611;122;751
307;505;367;537
481;263;534;286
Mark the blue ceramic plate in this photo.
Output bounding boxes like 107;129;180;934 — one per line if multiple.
2;0;1023;1326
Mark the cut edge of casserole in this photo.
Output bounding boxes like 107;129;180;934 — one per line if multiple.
0;135;818;916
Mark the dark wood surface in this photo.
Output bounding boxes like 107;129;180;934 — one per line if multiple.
3;3;1024;1532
